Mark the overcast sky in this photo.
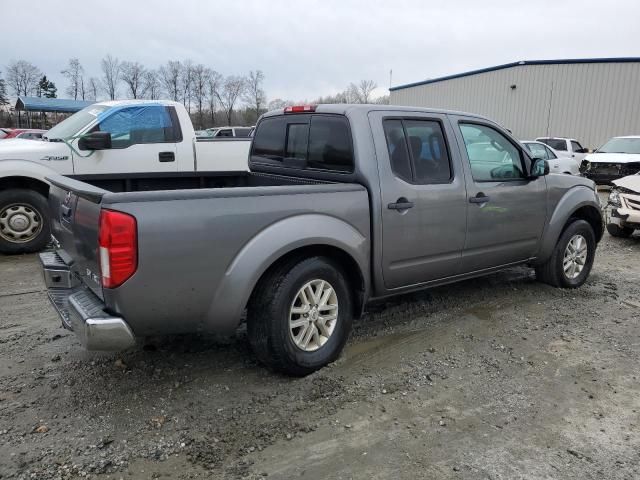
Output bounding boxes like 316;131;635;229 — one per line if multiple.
2;0;640;102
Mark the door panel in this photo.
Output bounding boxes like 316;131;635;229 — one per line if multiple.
369;111;468;290
453;118;547;272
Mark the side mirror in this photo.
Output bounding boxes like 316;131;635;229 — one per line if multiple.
529;157;549;178
576;147;588;153
78;131;112;151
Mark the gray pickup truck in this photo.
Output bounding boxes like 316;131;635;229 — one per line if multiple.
40;104;603;375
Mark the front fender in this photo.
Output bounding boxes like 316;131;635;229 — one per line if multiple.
0;158;61;185
536;185;602;263
205;213;369;333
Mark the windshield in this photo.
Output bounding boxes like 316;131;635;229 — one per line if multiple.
45;105;109;140
597;137;640;154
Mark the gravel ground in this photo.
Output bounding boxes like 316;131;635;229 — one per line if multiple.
1;202;639;479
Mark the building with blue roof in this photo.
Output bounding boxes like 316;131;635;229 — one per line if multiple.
389;57;640;147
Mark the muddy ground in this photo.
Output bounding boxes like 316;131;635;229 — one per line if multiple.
1;205;639;479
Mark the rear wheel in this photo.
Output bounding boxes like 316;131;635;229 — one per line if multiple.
0;189;50;254
535;219;596;288
247;256;353;376
606;223;634;238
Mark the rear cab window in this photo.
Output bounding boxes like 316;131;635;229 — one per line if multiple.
251;114;354;173
540;138;567;151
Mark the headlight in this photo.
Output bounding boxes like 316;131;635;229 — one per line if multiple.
608;188;621;206
580;160;591;172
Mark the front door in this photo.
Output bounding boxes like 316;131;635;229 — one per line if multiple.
369;111;468;290
452;118;547;273
72;105;180;175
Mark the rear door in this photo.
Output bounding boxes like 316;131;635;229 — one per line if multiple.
453;117;547;272
369;111;468;289
72;105;180;176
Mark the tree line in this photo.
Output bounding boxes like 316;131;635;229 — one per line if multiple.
0;57;388;128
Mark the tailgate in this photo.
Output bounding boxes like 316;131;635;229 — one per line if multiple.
47;175;108;300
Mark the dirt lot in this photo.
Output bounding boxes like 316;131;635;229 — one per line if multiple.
1;211;639;479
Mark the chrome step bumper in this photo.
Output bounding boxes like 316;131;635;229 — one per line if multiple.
38;252;136;351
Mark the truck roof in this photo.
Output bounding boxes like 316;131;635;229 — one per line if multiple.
93;99;183;108
261;104;492;122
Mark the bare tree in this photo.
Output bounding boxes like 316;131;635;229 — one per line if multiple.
5;60;42;96
348;80;377;103
100;55;121;100
191;64;210;128
159;60;182;102
180;59;194;111
206;70;223;126
243;70;266;122
120;61;146;99
61;58;84;100
86;77;100;101
267;98;294;110
142;70;162;100
216;75;246;125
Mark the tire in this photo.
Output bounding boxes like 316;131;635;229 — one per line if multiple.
535;219;596;288
606;222;634;238
0;189;50;255
247;256;353;376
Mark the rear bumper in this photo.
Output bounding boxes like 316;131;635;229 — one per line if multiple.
39;252;136;351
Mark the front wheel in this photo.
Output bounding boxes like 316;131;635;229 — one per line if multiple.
535;219;596;288
606;223;634;238
0;189;50;254
247;256;353;376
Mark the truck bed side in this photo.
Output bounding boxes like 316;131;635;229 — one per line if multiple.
47;176;370;337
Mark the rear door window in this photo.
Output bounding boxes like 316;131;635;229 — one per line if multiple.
383;118;452;184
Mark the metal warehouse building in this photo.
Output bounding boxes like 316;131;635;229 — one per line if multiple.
389;58;640;149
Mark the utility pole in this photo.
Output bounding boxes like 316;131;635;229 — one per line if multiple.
389;69;393;89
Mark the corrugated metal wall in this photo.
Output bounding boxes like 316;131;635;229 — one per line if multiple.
390;62;640;148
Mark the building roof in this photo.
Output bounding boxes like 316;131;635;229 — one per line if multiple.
15;96;94;113
389;57;640;92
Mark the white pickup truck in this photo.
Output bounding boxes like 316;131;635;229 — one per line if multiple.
0;99;250;254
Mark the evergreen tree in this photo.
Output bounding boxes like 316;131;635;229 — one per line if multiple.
37;76;57;98
0;73;9;106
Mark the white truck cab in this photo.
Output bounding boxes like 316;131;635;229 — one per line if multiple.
535;137;588;163
0;99;250;253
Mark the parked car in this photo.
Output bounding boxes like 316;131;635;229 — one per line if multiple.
0;99;251;254
211;126;253;138
15;129;47;140
579;136;640;184
41;104;603;375
0;128;47;140
522;141;580;175
605;173;640;237
536;137;589;164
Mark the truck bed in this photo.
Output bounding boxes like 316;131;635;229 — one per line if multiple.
45;172;370;339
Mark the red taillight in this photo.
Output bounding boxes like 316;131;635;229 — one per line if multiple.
98;209;137;288
284;105;316;113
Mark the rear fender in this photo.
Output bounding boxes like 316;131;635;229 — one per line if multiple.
205;214;369;333
536;185;603;263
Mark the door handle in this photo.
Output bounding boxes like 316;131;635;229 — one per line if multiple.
388;198;414;211
469;193;490;204
159;151;175;162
